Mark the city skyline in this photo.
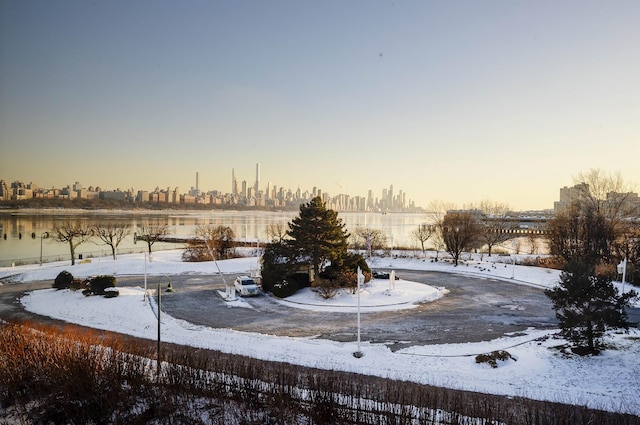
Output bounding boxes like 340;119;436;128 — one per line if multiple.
0;163;422;212
1;1;639;211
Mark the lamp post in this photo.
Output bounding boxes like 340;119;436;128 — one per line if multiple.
511;240;516;279
617;258;627;295
156;275;171;380
157;279;162;380
354;267;364;358
39;232;49;266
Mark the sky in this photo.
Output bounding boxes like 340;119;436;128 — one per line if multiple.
1;1;639;211
5;249;640;415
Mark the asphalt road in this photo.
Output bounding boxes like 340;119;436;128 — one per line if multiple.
95;271;561;350
2;271;638;351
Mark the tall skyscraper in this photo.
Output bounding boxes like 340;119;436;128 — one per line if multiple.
254;163;260;196
232;169;238;195
196;172;199;193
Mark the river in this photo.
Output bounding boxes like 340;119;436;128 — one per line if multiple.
0;210;428;267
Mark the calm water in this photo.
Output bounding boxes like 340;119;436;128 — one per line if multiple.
0;210;428;266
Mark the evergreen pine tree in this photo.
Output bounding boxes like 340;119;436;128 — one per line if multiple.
287;196;350;280
545;259;637;354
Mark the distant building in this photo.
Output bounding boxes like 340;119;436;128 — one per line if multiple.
554;183;640;217
554;183;589;212
0;180;9;201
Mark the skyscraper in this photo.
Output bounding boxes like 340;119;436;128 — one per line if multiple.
254;163;260;196
232;169;238;195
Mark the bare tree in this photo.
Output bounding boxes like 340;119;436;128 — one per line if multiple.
546;202;613;266
547;169;637;268
440;211;482;266
266;222;288;243
411;223;434;256
353;227;387;257
93;223;131;260
478;200;516;256
425;200;456;261
526;232;540;255
196;224;236;260
573;169;636;220
50;221;93;265
138;222;169;255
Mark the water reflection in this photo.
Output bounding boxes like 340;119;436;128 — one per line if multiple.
0;211;427;266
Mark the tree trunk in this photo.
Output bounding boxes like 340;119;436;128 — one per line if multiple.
69;240;76;266
587;320;594;352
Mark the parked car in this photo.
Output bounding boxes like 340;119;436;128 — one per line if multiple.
372;270;399;280
234;276;260;296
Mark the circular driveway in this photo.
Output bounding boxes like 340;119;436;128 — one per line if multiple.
4;270;638;350
116;270;560;350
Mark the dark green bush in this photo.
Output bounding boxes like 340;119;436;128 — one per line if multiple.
288;272;311;288
270;279;299;298
53;271;74;290
88;275;117;296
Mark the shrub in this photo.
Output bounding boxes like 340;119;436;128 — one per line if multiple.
475;350;516;368
53;271;74;290
315;278;339;299
288;272;312;288
270;279;299;298
88;275;117;296
69;278;84;291
181;241;211;262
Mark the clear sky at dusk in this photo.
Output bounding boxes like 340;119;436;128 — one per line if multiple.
1;1;638;211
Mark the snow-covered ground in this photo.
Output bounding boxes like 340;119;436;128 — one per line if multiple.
2;250;639;416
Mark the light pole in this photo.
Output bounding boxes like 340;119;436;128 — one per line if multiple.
511;240;516;279
39;232;49;266
354;267;364;358
156;275;171;380
617;258;627;295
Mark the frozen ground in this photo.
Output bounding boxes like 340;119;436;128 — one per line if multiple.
2;250;639;415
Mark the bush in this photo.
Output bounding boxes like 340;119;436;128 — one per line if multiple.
181;241;212;262
288;272;312;288
315;278;339;299
475;350;516;368
88;275;117;296
53;271;74;290
69;278;84;291
270;279;299;298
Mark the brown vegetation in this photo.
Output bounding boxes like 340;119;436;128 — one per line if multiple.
1;321;638;424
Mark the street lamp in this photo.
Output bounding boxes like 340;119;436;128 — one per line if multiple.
353;267;364;358
156;275;172;380
511;240;516;279
39;232;49;266
617;258;627;295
